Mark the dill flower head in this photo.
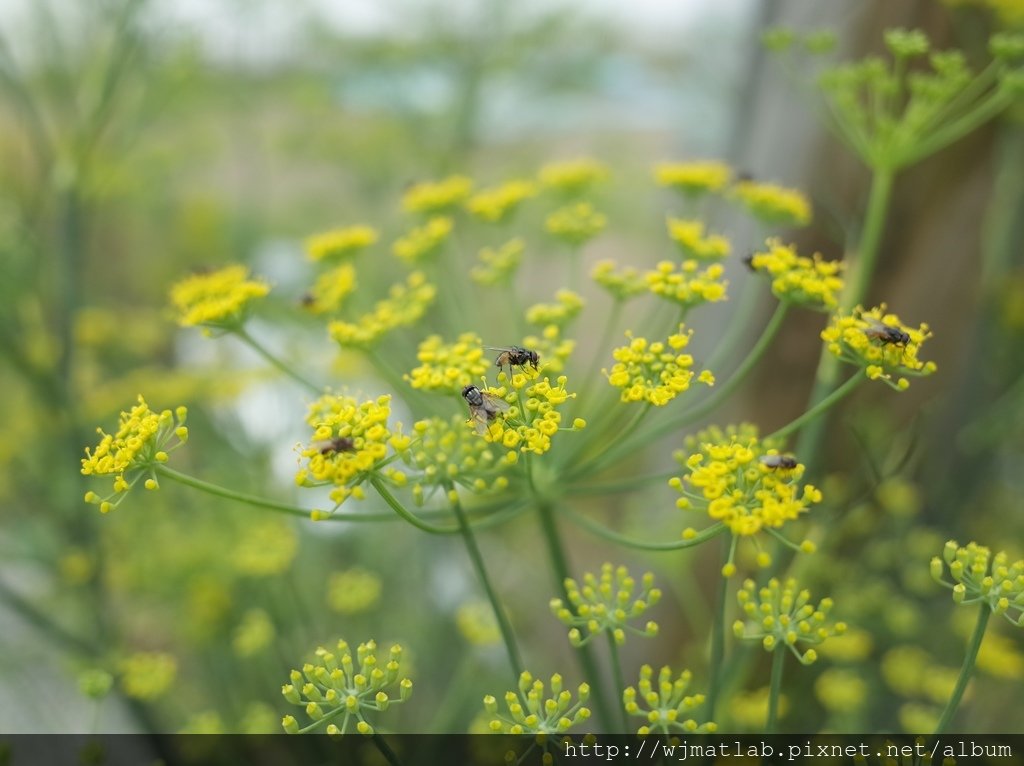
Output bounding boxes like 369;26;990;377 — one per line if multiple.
671;429;820;567
729;180;812;227
466;180;538;224
232;519;298;576
233;609;275;657
395;415;511;504
302;263;357;315
391;216;453;263
747;238;844;310
468;374;582;457
544;202;608;246
605;327;715;406
733;578;847;663
550;563;661;647
406;332;490;392
281;638;412;735
526;290;584;327
295;394;394;511
483;671;590;734
119;652;178;700
645;260;728;310
81;396;188;513
654;160;732;196
328;272;436;349
931;541;1024;626
821;304;936;390
521;324;575;375
622;665;717;735
666;217;731;260
471;238;524;286
402;175;474;215
327;567;383;614
305;225;379;262
591;259;647;301
457;601;501;647
538;158;609;197
169;265;270;330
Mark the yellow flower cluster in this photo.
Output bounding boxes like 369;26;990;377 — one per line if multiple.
391;216;453;263
931;540;1024;625
328;272;436;349
396;415;512;503
466;180;537;223
327;567;383;614
119;652;178;700
654;160;732;195
402;175;473;214
821;305;936;389
671;434;822;544
281;639;412;735
645;260;728;310
605;327;714;406
544;202;607;246
233;609;275;657
169;265;270;329
303;263;357;315
406;332;490;392
591;260;647;301
471;238;524;285
232;519;298;576
748;238;844;310
538;158;609;196
521;325;575;375
730;180;812;227
472;375;582;456
295;394;394;509
81;396;188;512
734;578;847;663
304;225;379;261
526;290;584;327
456;601;501;647
666;217;731;260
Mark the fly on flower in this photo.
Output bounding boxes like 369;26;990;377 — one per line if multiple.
312;436;356;455
760;454;798;470
486;345;540;381
861;315;911;347
461;384;510;435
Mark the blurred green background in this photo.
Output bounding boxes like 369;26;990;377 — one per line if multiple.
1;0;1023;735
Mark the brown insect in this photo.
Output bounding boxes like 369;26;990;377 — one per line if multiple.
312;436;355;455
461;384;510;435
486;346;540;380
760;454;798;470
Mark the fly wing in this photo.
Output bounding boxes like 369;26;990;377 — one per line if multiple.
481;392;510;416
468;407;491;435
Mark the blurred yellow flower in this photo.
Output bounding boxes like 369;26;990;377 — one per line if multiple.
329;272;436;349
392;216;453;263
119;652;177;700
666;217;730;260
232;520;298;576
327;567;383;614
538;158;609;196
654;160;732;195
403;175;474;214
305;225;378;262
729;180;812;227
466;180;537;223
169;265;269;329
544;202;607;246
303;263;357;315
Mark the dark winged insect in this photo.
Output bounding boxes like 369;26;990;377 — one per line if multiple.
461;384;510;435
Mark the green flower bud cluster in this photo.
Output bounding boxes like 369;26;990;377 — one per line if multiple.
931;541;1024;626
483;671;590;734
622;665;717;735
550;563;660;647
733;578;847;664
280;639;412;735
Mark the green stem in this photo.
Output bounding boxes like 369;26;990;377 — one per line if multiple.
566;404;651;480
576;299;623;409
706;540;732;722
766;648;785;733
372;734;404;766
902;88;1010;168
767;373;863;443
535;500;615;730
606;632;629;732
566;469;679;496
233;326;323;395
447;482;524;680
563;508;727;551
370;477;457;534
933;605;991;735
797;168;893;462
157;465;462;526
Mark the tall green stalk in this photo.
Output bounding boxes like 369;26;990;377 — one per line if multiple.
933;606;990;735
766;648;785;733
